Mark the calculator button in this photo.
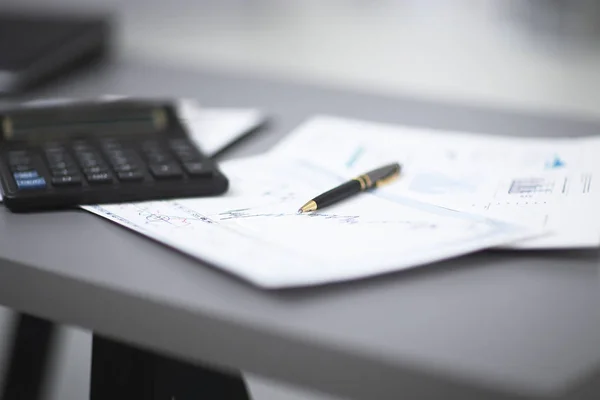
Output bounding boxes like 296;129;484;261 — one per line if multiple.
141;140;161;151
176;152;201;162
46;155;72;166
106;149;125;158
149;163;183;179
44;146;68;153
77;150;103;158
77;152;102;161
8;154;31;166
107;150;139;165
50;161;74;170
86;172;113;184
46;153;67;161
76;152;97;161
84;166;108;174
44;143;65;151
8;150;30;160
114;163;138;173
51;175;82;186
13;170;39;180
10;164;34;172
107;148;135;157
117;171;144;181
81;159;106;169
100;139;122;150
171;148;196;157
8;150;29;157
51;167;80;176
44;145;66;152
183;162;213;177
44;151;67;159
109;156;130;166
147;153;172;164
72;141;93;151
173;147;197;156
15;177;46;190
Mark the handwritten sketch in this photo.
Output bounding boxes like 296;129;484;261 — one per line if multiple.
82;157;539;288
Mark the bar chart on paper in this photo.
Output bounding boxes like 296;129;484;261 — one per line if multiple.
508;178;555;195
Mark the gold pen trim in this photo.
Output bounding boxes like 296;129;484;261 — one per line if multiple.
361;174;372;187
353;176;366;190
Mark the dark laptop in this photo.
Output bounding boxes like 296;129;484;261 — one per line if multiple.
0;10;111;95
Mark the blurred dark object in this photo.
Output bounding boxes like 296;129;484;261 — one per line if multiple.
0;10;111;96
505;0;600;46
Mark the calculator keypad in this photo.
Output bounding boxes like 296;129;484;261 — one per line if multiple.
3;135;216;204
0;101;229;212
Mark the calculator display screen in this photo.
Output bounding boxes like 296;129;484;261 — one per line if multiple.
0;101;170;143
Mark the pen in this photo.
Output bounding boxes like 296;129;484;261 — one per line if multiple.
297;162;401;213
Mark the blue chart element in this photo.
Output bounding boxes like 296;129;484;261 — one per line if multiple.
409;172;477;195
346;146;364;168
545;155;565;169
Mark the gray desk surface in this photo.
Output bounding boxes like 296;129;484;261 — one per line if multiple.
1;57;600;400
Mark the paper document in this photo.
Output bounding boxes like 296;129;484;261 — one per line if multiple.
83;156;540;288
271;115;600;249
175;98;266;156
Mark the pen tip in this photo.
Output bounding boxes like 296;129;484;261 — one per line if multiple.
297;200;317;213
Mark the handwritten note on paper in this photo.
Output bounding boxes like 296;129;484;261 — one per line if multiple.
271;115;600;249
82;157;541;288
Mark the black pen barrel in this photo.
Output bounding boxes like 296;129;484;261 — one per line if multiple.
313;180;362;209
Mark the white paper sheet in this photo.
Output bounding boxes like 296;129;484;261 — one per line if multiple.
82;156;541;288
175;98;266;156
270;115;600;249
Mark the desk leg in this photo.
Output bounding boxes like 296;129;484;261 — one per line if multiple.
90;334;250;400
1;313;55;400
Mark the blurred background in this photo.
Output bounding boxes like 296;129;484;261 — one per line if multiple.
2;0;600;119
0;1;599;399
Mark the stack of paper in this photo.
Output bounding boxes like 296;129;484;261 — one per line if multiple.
79;111;599;288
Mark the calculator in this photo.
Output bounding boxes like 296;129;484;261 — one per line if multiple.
0;99;229;212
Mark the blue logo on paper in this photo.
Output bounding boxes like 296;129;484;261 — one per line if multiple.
545;155;565;169
346;146;364;168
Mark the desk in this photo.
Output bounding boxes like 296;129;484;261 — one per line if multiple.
1;58;600;400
